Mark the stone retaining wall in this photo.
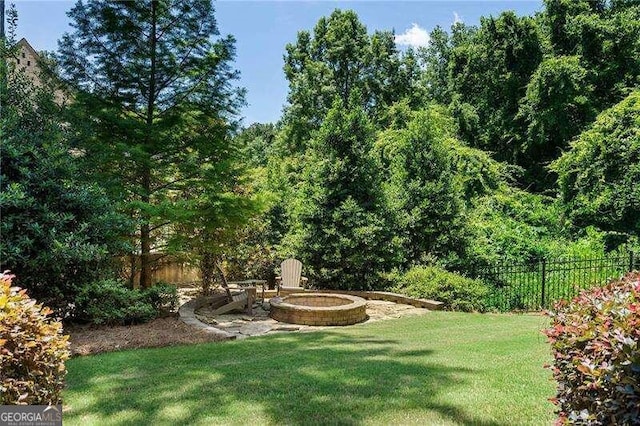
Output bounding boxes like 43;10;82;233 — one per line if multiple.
275;288;443;310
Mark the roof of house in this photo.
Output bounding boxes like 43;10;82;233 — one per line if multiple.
16;38;40;59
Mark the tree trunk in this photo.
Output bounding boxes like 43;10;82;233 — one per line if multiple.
139;164;152;288
140;215;152;288
200;250;215;296
139;0;158;289
128;253;137;289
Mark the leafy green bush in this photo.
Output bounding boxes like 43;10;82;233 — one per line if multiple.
553;90;640;241
466;187;613;269
0;272;70;405
1;57;131;316
391;266;488;312
544;272;640;424
143;282;178;315
74;280;157;326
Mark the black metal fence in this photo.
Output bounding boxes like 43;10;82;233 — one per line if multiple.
473;252;637;311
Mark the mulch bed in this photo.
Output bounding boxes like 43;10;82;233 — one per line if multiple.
65;316;228;357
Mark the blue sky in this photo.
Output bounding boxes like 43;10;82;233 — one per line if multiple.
12;0;543;125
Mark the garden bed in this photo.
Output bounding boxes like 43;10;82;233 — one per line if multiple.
66;316;228;356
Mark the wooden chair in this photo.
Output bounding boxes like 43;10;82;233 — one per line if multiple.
276;258;308;295
209;290;250;315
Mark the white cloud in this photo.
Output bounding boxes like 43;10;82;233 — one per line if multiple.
453;12;463;25
395;23;430;48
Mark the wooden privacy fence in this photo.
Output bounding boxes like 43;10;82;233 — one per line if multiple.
119;254;201;286
472;252;637;311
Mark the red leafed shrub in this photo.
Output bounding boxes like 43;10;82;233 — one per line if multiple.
544;272;640;424
0;272;70;405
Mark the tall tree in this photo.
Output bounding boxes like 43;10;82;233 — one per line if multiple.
543;0;640;107
58;0;247;287
282;9;420;149
517;56;595;189
543;0;606;56
375;106;467;266
293;98;396;290
418;23;476;106
447;11;543;165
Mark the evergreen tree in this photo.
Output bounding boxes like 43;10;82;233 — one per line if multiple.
294;99;396;290
375;106;468;266
57;0;248;287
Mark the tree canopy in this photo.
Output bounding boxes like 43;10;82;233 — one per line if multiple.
4;0;640;301
553;90;640;239
282;9;421;149
230;3;640;289
58;0;252;287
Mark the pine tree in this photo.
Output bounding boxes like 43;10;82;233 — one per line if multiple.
58;0;248;287
294;99;396;290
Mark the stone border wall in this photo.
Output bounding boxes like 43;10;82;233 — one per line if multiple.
276;288;443;310
178;297;237;340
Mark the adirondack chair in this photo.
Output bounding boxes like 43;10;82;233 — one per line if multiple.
209;291;249;316
208;261;254;315
276;258;308;295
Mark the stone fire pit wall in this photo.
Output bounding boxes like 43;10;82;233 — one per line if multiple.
270;293;367;326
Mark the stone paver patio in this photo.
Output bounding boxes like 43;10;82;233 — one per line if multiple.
192;299;429;339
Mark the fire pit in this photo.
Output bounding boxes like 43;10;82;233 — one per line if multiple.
269;293;367;326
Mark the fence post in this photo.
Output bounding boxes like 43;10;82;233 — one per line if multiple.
630;251;635;272
541;258;547;308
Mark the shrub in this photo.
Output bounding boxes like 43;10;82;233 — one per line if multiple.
391;266;488;312
0;272;70;405
143;282;178;315
465;188;611;269
544;272;640;424
74;280;157;326
1;60;131;316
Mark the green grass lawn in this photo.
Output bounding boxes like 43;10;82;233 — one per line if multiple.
64;312;555;425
